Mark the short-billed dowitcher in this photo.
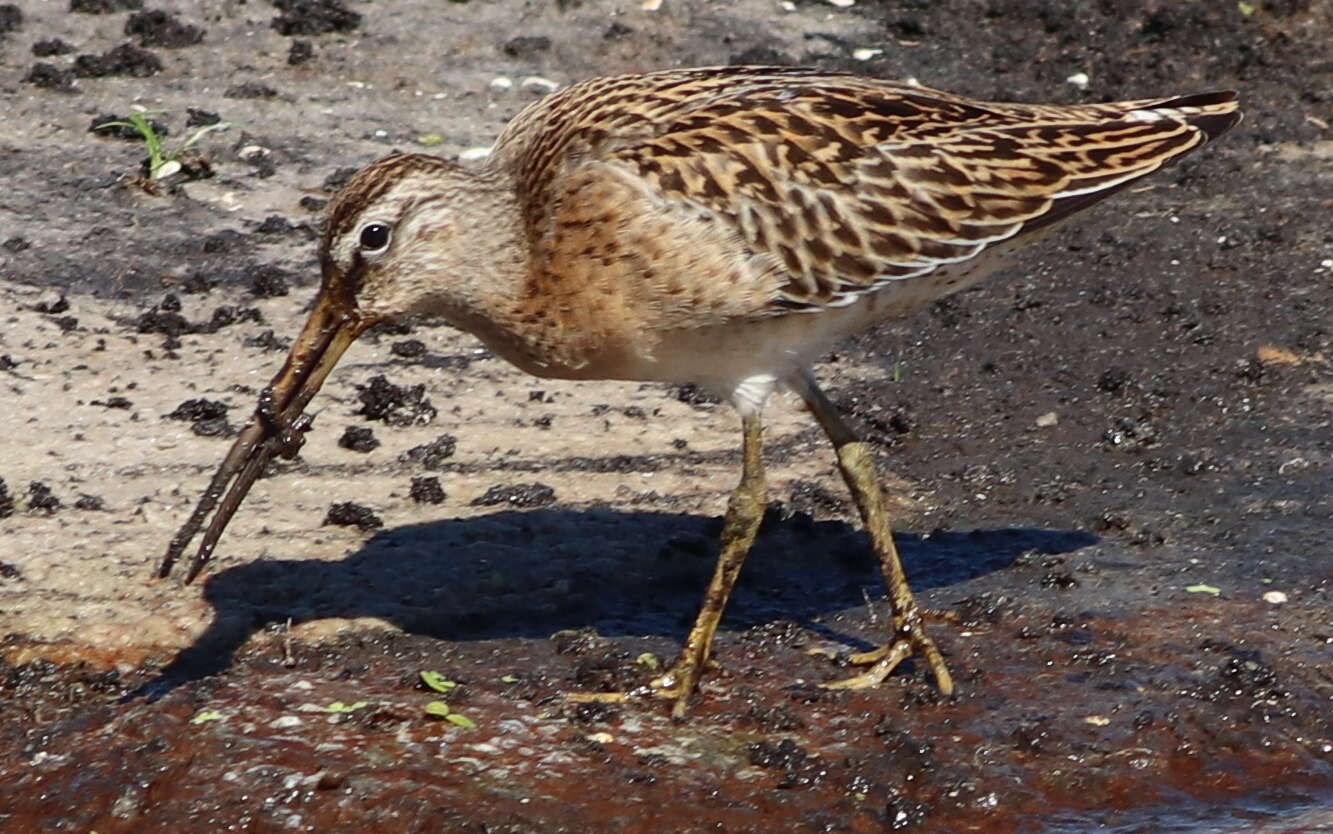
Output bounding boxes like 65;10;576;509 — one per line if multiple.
159;66;1240;716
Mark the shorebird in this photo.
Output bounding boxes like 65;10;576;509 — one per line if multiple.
158;66;1240;716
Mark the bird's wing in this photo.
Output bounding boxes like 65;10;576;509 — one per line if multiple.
491;67;1240;313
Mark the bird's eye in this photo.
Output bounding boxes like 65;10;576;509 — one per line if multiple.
358;222;392;253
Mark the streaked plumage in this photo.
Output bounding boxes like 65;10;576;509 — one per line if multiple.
161;67;1240;716
492;67;1235;310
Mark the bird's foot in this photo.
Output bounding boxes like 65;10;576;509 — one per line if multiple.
564;658;710;719
821;614;954;694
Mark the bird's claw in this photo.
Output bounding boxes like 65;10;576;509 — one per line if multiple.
821;618;953;694
564;662;704;719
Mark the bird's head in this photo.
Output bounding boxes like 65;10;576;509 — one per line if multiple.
157;152;515;582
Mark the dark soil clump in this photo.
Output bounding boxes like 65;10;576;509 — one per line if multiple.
73;494;106;511
390;339;426;359
470;482;556;508
323;501;382;530
356;375;437;427
26;482;60;514
73;43;162;78
0;5;22;35
271;0;361;37
225;82;278;100
502;36;551;58
136;308;191;337
125;10;204;48
185;108;220;128
248;266;292;298
166;399;226;422
338;426;380;453
70;0;142;13
165;398;231;437
32;38;75;57
288;39;314;65
23;63;75;91
408;476;446;504
243;330;289;352
399;434;457;470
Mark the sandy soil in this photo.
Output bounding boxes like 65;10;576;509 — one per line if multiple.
0;0;1330;831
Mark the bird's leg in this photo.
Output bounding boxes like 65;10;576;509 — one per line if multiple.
652;412;766;718
793;371;953;695
567;413;766;718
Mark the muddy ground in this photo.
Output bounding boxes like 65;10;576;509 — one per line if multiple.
1;0;1331;831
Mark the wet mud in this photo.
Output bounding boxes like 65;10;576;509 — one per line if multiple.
1;0;1330;831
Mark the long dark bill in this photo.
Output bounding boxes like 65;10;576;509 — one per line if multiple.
157;295;371;584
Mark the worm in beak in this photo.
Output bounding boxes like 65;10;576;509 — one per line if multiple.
157;293;372;583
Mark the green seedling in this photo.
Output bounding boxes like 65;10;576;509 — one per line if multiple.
94;108;230;181
423;700;477;728
1185;584;1222;596
190;709;226;724
420;670;458;693
323;700;369;714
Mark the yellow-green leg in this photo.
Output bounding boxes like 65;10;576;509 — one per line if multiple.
653;412;767;717
793;370;953;695
567;413;767;717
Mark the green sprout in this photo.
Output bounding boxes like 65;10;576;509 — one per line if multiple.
420;670;459;693
94;108;230;181
323;700;369;714
419;671;476;727
189;709;226;724
423;700;477;728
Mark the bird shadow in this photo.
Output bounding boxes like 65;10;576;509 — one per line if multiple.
129;507;1096;700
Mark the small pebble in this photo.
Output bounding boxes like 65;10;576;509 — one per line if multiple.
1262;590;1288;605
520;76;559;94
